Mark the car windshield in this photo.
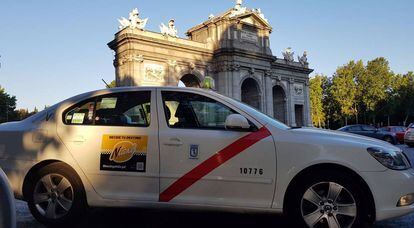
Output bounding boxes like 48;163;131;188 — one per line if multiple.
228;97;290;130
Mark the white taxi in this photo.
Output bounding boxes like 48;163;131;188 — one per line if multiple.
0;87;414;227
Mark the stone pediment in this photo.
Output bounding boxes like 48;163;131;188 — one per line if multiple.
187;9;272;35
235;12;272;31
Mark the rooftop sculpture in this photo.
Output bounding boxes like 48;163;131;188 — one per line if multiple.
282;47;295;62
298;51;309;66
118;8;148;30
160;19;179;38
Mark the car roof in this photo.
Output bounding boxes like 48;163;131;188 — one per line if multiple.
66;86;218;102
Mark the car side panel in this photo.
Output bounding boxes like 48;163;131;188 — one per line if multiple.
268;126;387;210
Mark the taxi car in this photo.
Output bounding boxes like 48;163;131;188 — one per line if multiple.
0;87;414;227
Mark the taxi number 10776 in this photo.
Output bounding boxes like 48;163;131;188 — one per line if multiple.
240;167;263;175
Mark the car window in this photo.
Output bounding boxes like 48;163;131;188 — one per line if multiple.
394;127;404;132
162;91;237;130
361;125;376;131
63;99;96;125
381;127;390;132
348;126;361;131
63;91;151;127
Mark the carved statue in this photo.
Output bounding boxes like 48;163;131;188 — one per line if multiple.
298;51;308;66
230;0;247;17
160;19;178;38
282;47;295;62
253;8;268;22
118;8;148;30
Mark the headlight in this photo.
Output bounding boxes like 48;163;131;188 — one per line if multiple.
367;147;411;170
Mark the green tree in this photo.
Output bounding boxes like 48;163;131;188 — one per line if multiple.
330;61;361;125
357;57;393;124
0;86;17;123
16;108;30;120
309;74;327;127
394;72;414;126
107;80;116;88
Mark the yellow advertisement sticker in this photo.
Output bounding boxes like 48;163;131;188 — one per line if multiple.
100;135;148;172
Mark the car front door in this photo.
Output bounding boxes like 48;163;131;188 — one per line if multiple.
56;90;159;201
157;89;276;208
361;125;380;138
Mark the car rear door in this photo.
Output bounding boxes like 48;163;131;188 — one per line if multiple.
157;89;276;208
56;89;159;201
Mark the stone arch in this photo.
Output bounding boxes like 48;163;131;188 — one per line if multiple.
273;85;287;123
179;74;201;87
241;77;262;110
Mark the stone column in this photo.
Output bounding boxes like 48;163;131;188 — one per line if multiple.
304;80;313;127
289;78;297;127
232;64;242;100
265;72;274;117
167;60;178;86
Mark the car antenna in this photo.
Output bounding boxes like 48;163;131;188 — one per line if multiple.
101;78;110;88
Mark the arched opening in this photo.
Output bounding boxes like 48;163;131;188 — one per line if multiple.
241;78;261;110
179;74;201;88
273;85;287;123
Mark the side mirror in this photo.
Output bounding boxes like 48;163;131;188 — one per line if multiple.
225;114;251;131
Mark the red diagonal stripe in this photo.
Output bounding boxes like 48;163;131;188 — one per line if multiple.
159;126;271;202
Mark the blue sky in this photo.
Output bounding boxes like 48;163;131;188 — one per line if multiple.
0;0;413;110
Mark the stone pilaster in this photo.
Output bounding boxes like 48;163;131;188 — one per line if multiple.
304;80;313;127
289;78;297;127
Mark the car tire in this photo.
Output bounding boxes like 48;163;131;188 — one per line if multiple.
407;143;414;148
285;170;370;228
24;162;87;227
383;136;395;145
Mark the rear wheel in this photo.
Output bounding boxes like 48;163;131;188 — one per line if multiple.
24;162;87;226
407;143;414;148
286;171;370;227
383;136;395;145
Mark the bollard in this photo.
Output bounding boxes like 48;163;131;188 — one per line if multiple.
0;168;16;228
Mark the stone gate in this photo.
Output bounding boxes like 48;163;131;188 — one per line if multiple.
108;1;314;127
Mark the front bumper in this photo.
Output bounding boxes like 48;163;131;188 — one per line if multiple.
361;169;414;221
405;137;414;144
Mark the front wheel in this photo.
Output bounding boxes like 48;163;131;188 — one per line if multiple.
286;171;370;227
24;162;87;226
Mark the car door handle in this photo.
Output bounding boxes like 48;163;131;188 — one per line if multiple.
163;138;183;146
72;136;85;143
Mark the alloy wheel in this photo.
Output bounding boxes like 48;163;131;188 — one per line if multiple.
33;174;74;219
301;182;357;228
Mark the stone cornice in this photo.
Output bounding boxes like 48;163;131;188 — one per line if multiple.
214;48;275;62
272;60;314;74
108;30;214;56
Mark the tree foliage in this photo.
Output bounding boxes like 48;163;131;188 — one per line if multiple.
309;74;326;127
310;57;414;129
0;86;17;123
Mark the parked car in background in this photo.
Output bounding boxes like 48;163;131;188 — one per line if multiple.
380;126;406;144
405;123;414;147
338;124;397;144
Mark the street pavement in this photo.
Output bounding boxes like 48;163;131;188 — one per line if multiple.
16;144;414;227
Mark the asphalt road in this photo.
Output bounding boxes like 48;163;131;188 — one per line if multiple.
16;144;414;228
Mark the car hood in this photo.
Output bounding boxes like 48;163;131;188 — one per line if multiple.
288;127;399;150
